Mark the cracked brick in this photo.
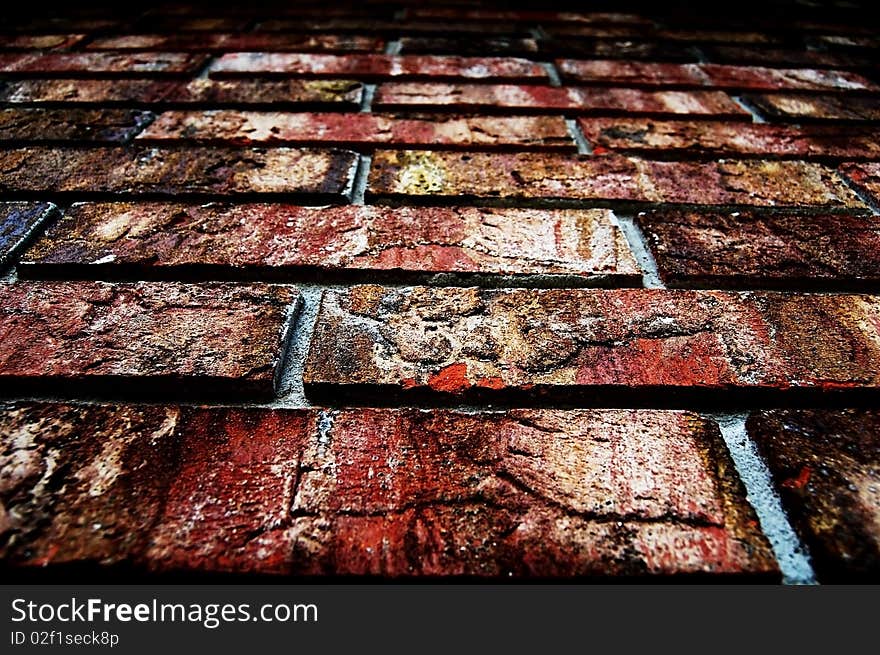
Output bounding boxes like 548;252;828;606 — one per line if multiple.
0;282;299;398
0;202;57;268
20;203;639;285
0;108;154;143
747;409;880;582
303;286;880;404
0;403;778;578
577;118;880;160
0;52;209;77
137;111;573;150
210;53;548;83
373;83;748;118
366;151;863;208
0;146;358;199
636;209;880;289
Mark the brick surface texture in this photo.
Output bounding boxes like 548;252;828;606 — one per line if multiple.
1;0;879;583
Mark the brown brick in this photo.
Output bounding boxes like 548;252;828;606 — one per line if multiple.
366;151;863;209
0;282;299;398
556;60;707;87
577;118;880;160
0;147;358;199
256;19;531;36
86;33;385;52
137;111;572;150
698;64;879;91
636;209;880;289
210;53;548;83
0;202;57;268
747;409;880;581
0;52;209;77
541;39;696;62
0;34;86;50
702;45;876;70
817;35;880;49
373;83;749;118
0;78;364;109
0;403;778;578
397;36;539;57
405;9;652;24
133;16;252;31
20;203;639;285
840;163;880;206
0;108;154;143
744;94;880;122
303;287;880;404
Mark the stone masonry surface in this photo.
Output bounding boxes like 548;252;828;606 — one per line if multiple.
1;0;879;583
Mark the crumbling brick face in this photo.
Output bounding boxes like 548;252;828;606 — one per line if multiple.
1;0;879;582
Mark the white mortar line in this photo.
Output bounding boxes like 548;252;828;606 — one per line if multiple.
268;285;323;409
540;61;562;87
565;118;593;155
359;84;377;113
712;413;817;585
732;95;767;123
383;39;403;56
350;153;372;206
611;212;665;289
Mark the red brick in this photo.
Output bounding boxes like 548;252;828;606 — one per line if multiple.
744;94;880;122
699;64;879;91
303;286;880;403
0;34;86;50
0;283;298;398
556;60;879;92
702;45;876;70
256;19;531;36
636;209;880;289
0;146;358;199
577;118;880;160
367;151;863;208
556;60;707;87
0;108;154;143
0;403;778;578
0;52;209;77
373;83;748;118
210;53;548;83
397;36;539;57
651;30;785;44
0;78;364;109
86;33;385;53
839;163;880;206
747;410;880;582
137;111;572;150
20;203;639;285
0;202;57;268
2;18;124;33
541;25;657;39
405;9;652;24
541;40;696;61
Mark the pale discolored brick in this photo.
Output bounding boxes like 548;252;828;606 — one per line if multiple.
744;94;880;122
303;286;880;403
0;282;299;398
20;203;639;285
0;147;358;199
367;151;863;209
137;111;573;150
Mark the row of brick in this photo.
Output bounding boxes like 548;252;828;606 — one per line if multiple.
1;402;876;580
5;202;880;291
1;280;879;401
2;148;875;208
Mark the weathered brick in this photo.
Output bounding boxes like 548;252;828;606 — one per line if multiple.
744;94;880;122
210;54;548;83
556;60;879;91
0;52;209;77
0;202;57;268
405;9;652;24
0;108;154;143
0;78;364;109
541;25;657;39
373;83;749;118
0;282;298;398
747;409;880;581
0;17;124;33
817;34;880;49
367;151;863;209
577;118;880;160
636;209;880;289
134;16;252;31
137;111;573;150
20;203;639;285
256;19;530;36
397;37;539;57
0;403;778;578
303;286;880;403
840;163;880;206
0;34;86;50
702;45;876;70
86;33;384;53
0;147;358;199
541;39;696;62
556;60;707;87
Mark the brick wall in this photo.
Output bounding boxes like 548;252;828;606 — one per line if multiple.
1;0;878;583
